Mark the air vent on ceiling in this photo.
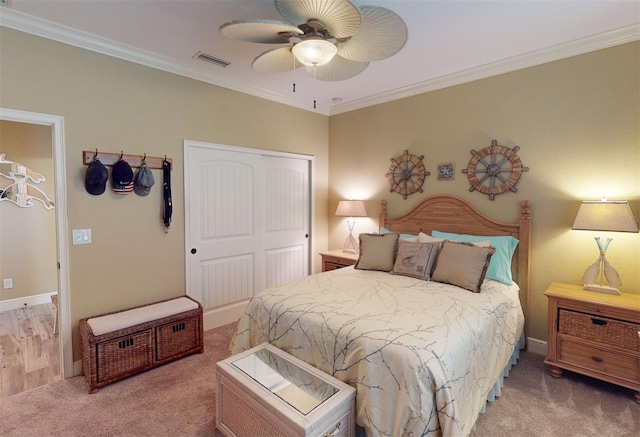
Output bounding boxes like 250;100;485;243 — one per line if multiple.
193;51;230;68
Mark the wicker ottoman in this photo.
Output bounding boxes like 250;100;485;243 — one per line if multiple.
80;296;203;393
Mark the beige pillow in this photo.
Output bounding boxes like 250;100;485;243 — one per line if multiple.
355;233;399;272
391;241;441;280
431;241;495;292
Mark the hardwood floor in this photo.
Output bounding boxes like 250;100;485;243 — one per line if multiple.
0;303;61;398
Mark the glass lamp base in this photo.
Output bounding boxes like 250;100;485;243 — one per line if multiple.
342;233;358;254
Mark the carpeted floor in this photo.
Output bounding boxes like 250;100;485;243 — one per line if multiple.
472;350;639;437
1;321;638;437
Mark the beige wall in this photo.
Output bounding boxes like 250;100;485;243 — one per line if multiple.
329;42;640;341
0;121;57;300
0;28;330;361
1;26;638;361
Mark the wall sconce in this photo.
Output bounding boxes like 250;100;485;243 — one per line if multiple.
572;198;639;294
335;200;368;254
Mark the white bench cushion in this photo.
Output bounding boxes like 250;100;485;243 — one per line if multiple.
87;297;198;336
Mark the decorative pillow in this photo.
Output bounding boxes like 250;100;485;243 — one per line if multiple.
355;233;399;272
391;241;441;280
381;226;418;242
431;241;495;293
432;231;518;285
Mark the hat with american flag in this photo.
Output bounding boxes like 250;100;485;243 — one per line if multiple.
112;159;134;194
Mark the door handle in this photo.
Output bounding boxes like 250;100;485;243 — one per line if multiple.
191;248;197;254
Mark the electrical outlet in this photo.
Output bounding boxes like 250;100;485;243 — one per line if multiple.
72;229;92;245
3;278;13;289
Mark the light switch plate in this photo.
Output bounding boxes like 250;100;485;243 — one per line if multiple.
72;229;92;245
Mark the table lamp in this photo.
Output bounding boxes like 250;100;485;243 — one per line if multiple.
335;200;368;253
572;199;639;294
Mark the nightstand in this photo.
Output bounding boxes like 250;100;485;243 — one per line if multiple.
544;282;640;404
319;250;358;272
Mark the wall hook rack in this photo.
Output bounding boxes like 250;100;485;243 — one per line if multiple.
83;150;172;170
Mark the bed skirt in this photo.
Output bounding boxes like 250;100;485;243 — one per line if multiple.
478;333;525;414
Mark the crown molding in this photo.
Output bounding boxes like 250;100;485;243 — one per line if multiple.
2;8;637;116
330;23;640;115
0;9;329;114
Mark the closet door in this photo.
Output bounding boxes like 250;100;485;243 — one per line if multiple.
262;155;309;289
184;142;310;311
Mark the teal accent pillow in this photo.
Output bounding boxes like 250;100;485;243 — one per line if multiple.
431;231;519;285
380;226;417;241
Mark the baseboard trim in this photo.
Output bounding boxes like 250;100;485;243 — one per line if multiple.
0;291;57;312
73;360;82;377
202;300;249;331
527;337;547;356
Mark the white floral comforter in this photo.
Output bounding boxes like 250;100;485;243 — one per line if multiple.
230;267;524;437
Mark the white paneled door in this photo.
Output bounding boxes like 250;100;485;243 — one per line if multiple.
184;142;311;315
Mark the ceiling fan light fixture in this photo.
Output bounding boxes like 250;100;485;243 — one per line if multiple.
292;38;337;66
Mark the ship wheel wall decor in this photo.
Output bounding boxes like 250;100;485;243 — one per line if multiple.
385;150;429;199
462;140;529;200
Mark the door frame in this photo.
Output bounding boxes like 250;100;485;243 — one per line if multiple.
183;140;316;329
0;107;72;378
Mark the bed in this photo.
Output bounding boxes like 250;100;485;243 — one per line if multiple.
230;195;532;436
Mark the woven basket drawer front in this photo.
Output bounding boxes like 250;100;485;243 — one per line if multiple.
558;338;639;383
220;384;286;437
558;309;640;351
156;316;200;361
97;329;154;383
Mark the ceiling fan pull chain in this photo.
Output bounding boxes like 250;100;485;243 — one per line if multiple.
292;53;296;93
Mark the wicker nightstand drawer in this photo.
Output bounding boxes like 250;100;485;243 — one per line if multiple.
319;250;358;272
324;261;344;271
558;338;639;383
558;309;640;351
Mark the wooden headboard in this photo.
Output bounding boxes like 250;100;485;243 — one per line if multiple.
379;195;532;339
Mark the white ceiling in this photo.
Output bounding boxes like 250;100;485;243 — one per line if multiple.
1;1;639;115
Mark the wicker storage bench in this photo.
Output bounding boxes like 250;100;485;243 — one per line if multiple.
80;296;203;393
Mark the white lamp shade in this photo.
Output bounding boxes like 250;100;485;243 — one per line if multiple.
335;200;367;217
572;200;639;233
292;38;337;66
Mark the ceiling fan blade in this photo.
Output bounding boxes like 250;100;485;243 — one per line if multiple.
304;55;368;81
275;0;361;39
338;6;408;62
252;47;303;74
220;19;302;43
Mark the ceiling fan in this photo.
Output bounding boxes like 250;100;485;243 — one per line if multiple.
220;0;408;81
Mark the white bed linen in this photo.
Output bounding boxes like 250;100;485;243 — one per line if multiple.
230;267;524;437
